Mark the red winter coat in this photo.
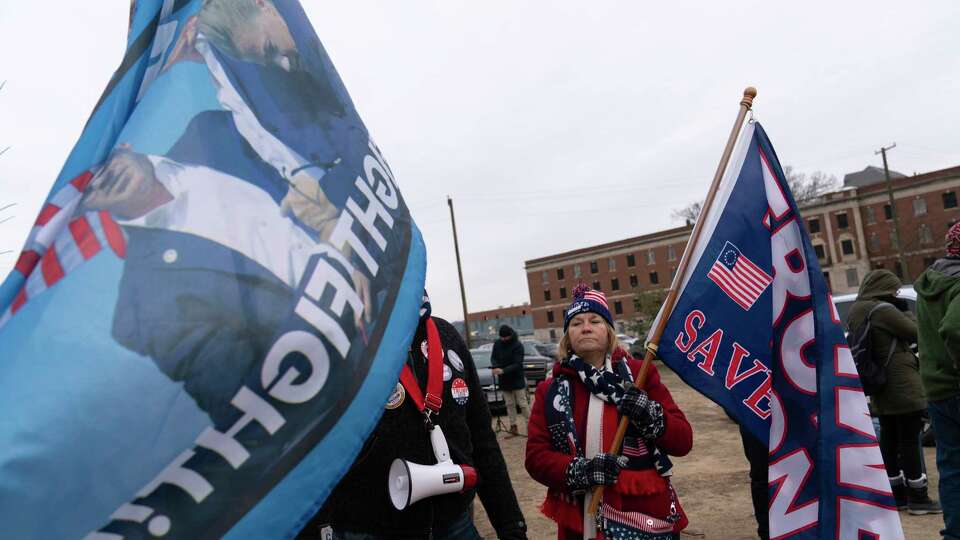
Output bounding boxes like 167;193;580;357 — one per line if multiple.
525;351;693;540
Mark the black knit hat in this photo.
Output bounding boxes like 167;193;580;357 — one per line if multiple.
498;325;513;338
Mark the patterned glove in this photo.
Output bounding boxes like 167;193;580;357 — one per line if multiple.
565;453;628;491
617;386;666;440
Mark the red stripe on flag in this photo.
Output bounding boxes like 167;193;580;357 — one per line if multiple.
100;212;126;258
708;266;753;309
69;217;102;260
40;246;65;286
35;204;61;226
11;288;27;314
70;171;94;192
15;250;41;275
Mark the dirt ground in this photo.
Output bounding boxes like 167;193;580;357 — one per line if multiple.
474;366;944;539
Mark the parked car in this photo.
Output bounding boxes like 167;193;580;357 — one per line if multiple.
471;348;505;415
535;342;559;359
521;341;552;387
617;334;639;347
831;285;933;447
832;285;916;325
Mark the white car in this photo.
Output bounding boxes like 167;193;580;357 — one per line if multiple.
831;285;916;326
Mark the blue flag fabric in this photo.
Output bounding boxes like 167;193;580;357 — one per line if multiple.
654;122;904;538
0;1;426;538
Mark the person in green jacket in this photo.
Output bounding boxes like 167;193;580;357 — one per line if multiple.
915;221;960;540
848;269;941;514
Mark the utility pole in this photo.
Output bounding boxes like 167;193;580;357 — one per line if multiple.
876;143;906;279
447;196;472;348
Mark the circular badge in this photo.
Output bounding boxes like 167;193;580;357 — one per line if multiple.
443;364;453;382
447;349;464;372
451;378;469;405
385;383;405;410
420;339;430;359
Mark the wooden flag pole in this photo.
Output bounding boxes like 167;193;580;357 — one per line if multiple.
586;87;757;517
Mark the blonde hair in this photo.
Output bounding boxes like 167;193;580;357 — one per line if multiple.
556;323;621;361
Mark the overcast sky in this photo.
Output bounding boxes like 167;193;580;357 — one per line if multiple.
1;2;958;321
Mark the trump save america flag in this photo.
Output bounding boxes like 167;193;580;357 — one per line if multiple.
653;121;904;538
0;1;425;538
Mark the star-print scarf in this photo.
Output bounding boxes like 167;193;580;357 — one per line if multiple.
545;355;673;477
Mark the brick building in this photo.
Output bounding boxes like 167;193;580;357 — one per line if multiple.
524;165;960;342
452;303;534;345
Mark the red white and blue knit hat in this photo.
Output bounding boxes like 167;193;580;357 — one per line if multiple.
947;221;960;257
563;283;614;331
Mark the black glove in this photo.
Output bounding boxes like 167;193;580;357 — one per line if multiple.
617;386;666;440
565;453;628;491
495;521;528;540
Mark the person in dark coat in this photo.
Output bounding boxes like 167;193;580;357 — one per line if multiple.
848;269;941;514
915;221;960;539
491;324;528;435
299;296;527;540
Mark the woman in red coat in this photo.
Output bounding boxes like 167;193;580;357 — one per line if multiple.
526;285;693;540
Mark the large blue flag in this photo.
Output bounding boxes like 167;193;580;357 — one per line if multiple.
0;1;425;538
654;122;904;538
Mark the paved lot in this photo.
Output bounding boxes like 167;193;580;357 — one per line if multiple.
474;365;944;539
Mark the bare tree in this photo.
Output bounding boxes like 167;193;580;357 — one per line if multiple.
670;201;702;225
783;166;840;204
670;166;839;224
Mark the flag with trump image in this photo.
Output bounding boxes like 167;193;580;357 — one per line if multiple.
653;121;904;538
0;1;426;538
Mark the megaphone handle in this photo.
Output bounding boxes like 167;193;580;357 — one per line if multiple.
430;425;451;463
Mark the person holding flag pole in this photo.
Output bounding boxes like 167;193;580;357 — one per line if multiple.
583;87;908;539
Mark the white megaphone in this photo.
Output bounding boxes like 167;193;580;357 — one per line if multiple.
388;426;478;510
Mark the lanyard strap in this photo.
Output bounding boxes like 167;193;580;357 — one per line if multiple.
399;318;444;417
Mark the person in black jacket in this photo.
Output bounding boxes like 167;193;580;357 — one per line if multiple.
490;325;528;435
299;296;527;540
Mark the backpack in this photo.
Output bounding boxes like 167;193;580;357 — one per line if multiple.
848;303;897;396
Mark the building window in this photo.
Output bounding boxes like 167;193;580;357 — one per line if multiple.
590;261;599;274
574;264;582;278
864;207;876;225
667;245;677;261
813;244;826;260
559;287;567;299
836;212;849;229
869;233;880;253
647;250;656;265
944;192;958;209
592;280;601;290
808;218;821;234
614;301;623;315
629;274;639;288
920;224;934;245
608;257;616;271
549;328;557;340
611;278;620;291
914;197;928;216
884;204;893;220
541;270;549;283
840;239;855;256
889;231;899;249
546;310;555;323
845;268;859;288
649;272;659;285
627;254;636;267
543;290;551;302
823;271;832;293
556;268;565;280
895;261;904;279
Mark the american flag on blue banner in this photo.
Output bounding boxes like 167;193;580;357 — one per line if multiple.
0;1;426;538
653;121;904;538
707;241;773;310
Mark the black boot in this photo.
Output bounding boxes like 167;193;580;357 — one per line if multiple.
889;473;908;510
907;475;942;515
